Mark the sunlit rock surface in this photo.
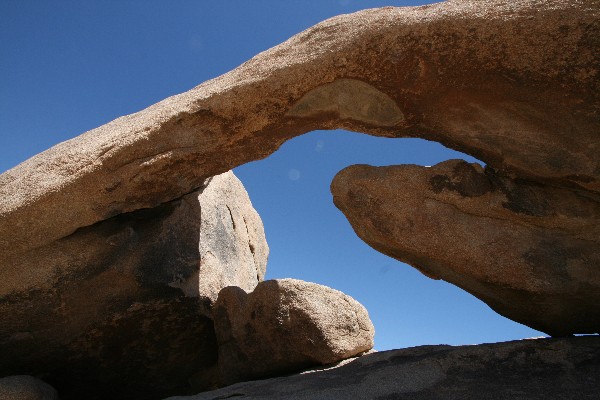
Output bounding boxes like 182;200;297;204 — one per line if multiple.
1;0;597;260
213;279;374;385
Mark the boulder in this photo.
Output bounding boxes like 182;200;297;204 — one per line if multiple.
1;0;597;261
179;171;268;303
0;171;268;400
331;160;600;336
165;336;600;400
0;376;58;400
213;279;374;385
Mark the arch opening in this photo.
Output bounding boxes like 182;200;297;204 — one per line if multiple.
234;129;542;350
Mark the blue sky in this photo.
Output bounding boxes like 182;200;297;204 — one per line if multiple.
0;1;543;350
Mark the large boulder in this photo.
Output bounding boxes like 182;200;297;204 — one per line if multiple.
165;336;600;400
213;279;374;386
180;171;268;303
1;0;597;262
0;171;268;400
331;161;600;336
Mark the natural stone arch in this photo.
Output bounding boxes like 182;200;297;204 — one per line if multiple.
1;0;598;260
0;1;599;397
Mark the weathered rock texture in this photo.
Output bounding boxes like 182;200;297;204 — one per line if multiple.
176;171;268;303
1;0;597;262
213;279;374;386
0;376;58;400
165;336;600;400
332;160;600;336
0;171;267;400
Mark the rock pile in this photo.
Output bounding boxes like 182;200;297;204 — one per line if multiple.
0;168;373;399
0;171;269;399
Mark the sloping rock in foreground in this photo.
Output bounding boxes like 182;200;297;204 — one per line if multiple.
1;0;598;261
213;279;374;386
165;336;600;400
0;171;267;400
331;160;600;336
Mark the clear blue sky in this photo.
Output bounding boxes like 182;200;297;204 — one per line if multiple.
0;1;543;350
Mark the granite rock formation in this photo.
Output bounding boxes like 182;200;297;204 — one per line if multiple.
213;279;374;386
165;336;600;400
0;376;58;400
1;0;597;262
1;0;598;398
0;171;267;400
331;160;600;336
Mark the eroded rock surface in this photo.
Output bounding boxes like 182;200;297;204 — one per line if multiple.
176;171;268;303
0;171;267;400
213;279;374;386
331;160;600;336
165;336;600;400
1;0;597;261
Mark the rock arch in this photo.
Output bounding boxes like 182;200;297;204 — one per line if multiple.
1;1;599;397
1;0;597;259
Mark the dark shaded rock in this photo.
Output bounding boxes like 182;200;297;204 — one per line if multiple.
213;279;374;386
165;336;600;400
44;299;217;400
331;160;600;336
0;172;267;400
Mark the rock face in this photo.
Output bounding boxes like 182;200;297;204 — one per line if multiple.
331;160;600;336
176;171;268;303
0;376;58;400
1;0;597;263
213;279;374;385
165;336;600;400
0;171;268;400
